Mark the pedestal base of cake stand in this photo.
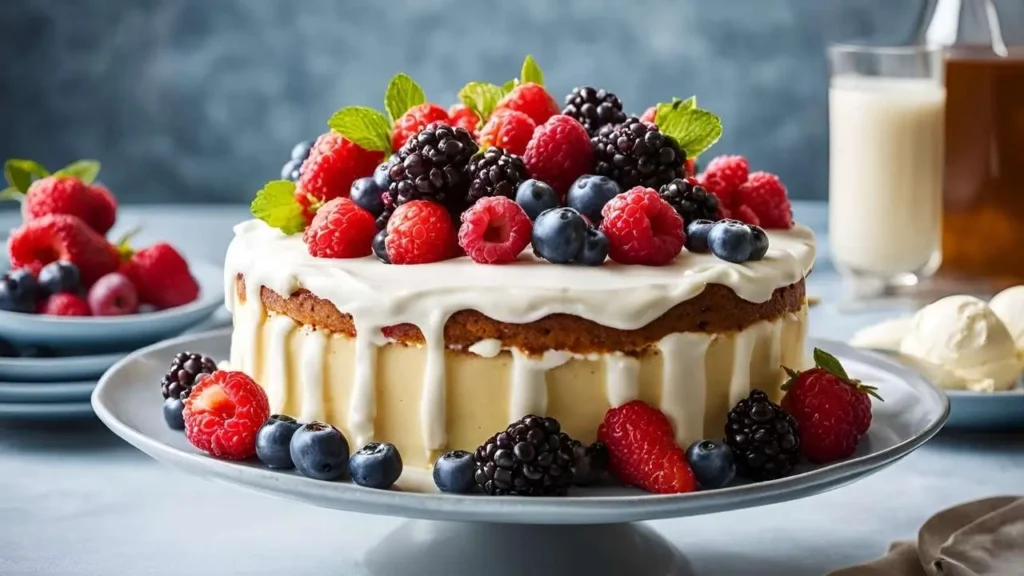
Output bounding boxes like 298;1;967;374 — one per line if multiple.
362;520;693;576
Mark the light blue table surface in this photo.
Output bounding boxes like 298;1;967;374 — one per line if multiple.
0;203;1021;576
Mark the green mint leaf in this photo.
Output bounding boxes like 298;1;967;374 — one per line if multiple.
327;106;392;152
656;107;723;159
520;55;544;86
251;180;306;235
4;158;49;193
501;79;518;93
0;186;23;201
813;348;850;381
384;73;426;124
54;159;101;184
654;96;696;123
457;81;506;124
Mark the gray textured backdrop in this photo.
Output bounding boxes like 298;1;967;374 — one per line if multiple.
0;0;925;204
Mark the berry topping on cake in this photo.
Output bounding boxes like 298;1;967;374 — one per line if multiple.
599;187;684;266
735;171;793;229
466;147;529;204
591;117;684;191
371;230;390;264
725;390;801;481
87;272;139;316
699;154;749;209
781;348;880;464
494;82;560;127
281;139;312;182
685;439;737;489
161;351;218;400
183;370;271;461
577;228;610;266
349;442;403;490
684;219;715;253
597;400;697;494
163;397;186;430
658;178;721;224
473;415;576;496
514;179;560;221
38;293;90;316
571;440;609;486
385;200;456;264
302;197;377;259
290;421;350;481
447;103;480;136
391;103;450;151
531;207;588;264
566;174;622;224
256;414;302;469
433;450;476;494
8;214;119;286
37;261;80;296
297;132;384;217
732;204;761;227
373;157;395;191
640;106;657;124
458;196;532;264
349;176;386;218
523;115;594;197
0;269;39;313
562;86;628;137
478;110;536;157
122;242;200;309
749;225;770;260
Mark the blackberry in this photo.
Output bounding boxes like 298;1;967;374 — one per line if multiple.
591;117;684;190
474;415;576;496
378;124;479;229
724;390;801;481
563;86;628;136
466;147;529;204
571;440;609;486
161;352;217;400
658;178;720;224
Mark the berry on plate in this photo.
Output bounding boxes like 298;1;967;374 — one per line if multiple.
685;439;736;489
494;82;560;126
38;293;90;316
597;400;697;494
349;442;403;490
531;207;588;264
161;352;218;400
781;348;880;464
684;219;715;253
466;147;529;204
576;228;610;266
725;390;801;481
473;415;576;496
458;196;532;264
37;261;81;296
303;197;377;259
562;86;627;137
566;174;621;224
514;179;560;221
599;187;684;266
18;174;117;235
448;103;480;137
297;131;384;219
183;370;271;460
391;103;450;151
8;214;120;286
478;110;535;157
122;242;199;309
523;115;593;197
289;421;350;481
571;440;609;486
433;450;476;494
385;200;456;265
256;414;303;469
735;171;793;229
87;272;138;316
699;155;749;210
0;269;40;313
349;176;386;218
163;397;186;430
592;118;684;192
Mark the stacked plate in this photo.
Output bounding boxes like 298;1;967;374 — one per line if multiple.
0;259;226;420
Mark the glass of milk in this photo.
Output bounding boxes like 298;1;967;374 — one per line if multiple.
828;44;946;300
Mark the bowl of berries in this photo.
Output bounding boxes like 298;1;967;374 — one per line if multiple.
0;159;223;352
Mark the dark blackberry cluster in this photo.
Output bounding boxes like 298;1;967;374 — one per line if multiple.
466;147;529;204
570;440;609;486
161;352;217;399
562;86;628;136
474;415;576;496
378;124;479;228
658;178;720;224
591;117;684;190
724;390;801;481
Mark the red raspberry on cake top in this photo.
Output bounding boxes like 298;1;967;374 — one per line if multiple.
478;109;536;157
494;82;560;126
735;172;793;229
458;196;532;264
599;187;684;266
392;103;450;151
183;370;271;461
699;155;749;209
297;132;383;220
598;400;697;494
523;115;593;197
8;213;120;286
385;200;456;264
303;197;377;259
447;103;480;137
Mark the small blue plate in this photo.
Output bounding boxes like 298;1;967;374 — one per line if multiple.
0;351;125;382
0;400;94;420
0;380;95;403
946;386;1024;431
0;259;224;353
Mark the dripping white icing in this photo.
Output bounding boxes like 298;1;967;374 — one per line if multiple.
299;327;327;423
509;349;573;421
240;281;264;380
659;332;712;447
605;354;640;408
468;339;502;358
264;314;296;414
728;325;761;407
420;315;448;454
348;323;378;447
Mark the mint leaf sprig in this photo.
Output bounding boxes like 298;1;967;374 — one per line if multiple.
251;180;307;235
462;54;547;128
652;97;722;160
2;158;101;201
327;73;427;154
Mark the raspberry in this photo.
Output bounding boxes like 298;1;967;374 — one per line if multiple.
38;293;90;316
732;204;761;226
385;200;455;264
523;115;593;197
494;82;560;126
183;370;271;460
699;155;749;210
599;187;684;266
683;158;697;178
302;197;377;259
597;400;696;494
458;196;532;264
639;106;657;124
7;214;119;286
735;171;793;229
478;109;536;156
123;243;199;309
297;131;384;219
19;176;117;235
88;182;118;234
448;104;480;137
392;103;450;151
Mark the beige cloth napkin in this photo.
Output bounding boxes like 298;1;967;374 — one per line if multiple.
830;497;1024;576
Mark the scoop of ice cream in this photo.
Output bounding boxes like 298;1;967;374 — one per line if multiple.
850;316;913;352
899;295;1021;391
989;286;1024;353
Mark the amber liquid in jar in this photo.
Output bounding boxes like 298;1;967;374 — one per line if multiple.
942;46;1024;283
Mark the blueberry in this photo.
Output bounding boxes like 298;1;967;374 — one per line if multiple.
685;219;716;253
289;421;350;481
372;230;390;264
432;450;475;493
38;261;81;296
0;338;16;358
566;174;621;223
281;159;303;182
749;225;769;260
290;140;313;162
515;179;560;221
531;207;588;264
708;219;753;263
349;442;403;489
256;414;302;469
163;397;186;430
0;270;39;313
685;439;736;489
373;158;395;190
350;177;385;217
576;228;609;266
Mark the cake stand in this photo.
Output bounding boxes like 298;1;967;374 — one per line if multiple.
93;329;948;576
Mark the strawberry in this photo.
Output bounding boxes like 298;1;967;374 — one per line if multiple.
123;243;199;309
7;214;119;286
781;348;881;464
597;400;697;494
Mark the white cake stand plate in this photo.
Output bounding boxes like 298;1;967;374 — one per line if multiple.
93;329;948;576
